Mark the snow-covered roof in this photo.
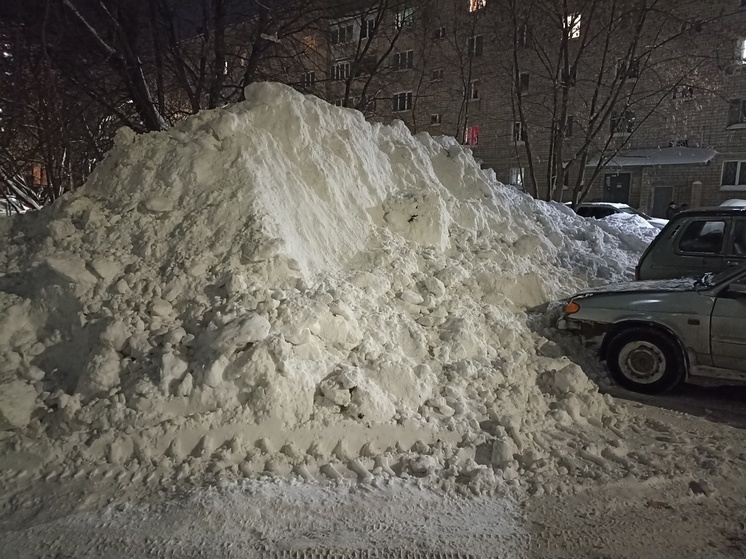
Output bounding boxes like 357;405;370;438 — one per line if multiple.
586;147;718;168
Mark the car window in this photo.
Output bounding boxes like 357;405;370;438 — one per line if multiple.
730;219;746;256
678;220;726;254
576;207;592;217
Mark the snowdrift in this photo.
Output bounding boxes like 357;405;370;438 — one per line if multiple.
0;83;647;493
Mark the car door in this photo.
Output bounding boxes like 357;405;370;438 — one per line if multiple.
711;277;746;372
676;217;730;276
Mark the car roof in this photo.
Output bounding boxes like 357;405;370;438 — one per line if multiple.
674;207;746;218
575;202;630;208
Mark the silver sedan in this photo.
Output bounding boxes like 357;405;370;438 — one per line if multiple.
559;264;746;393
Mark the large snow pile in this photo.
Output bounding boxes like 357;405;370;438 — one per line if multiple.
0;83;649;494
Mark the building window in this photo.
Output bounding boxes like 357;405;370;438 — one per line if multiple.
611;110;635;135
464;125;480;145
512;121;526;143
566;14;581;39
721;161;746;189
509;167;525;188
727;99;746;127
616;58;640;80
332;62;350;81
393;50;414;70
469;79;480;99
737;38;746;64
334;98;350;107
469;0;486;12
361;18;376;39
467;35;484;57
395;7;415;28
518;72;530;92
669;138;689;147
431;68;444;81
393;91;413;112
517;24;532;48
301;35;316;50
433;26;446;39
300;72;315;87
430;113;442;125
563;115;574;138
673;85;695;100
331;24;354;45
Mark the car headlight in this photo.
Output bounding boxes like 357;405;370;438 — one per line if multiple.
565;301;580;314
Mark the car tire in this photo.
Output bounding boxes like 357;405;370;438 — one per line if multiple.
605;327;686;394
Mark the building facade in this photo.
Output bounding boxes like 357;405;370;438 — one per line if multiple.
290;0;746;217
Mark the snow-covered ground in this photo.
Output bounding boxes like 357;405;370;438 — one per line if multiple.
1;83;745;558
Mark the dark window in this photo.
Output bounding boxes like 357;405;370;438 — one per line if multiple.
727;99;746;126
563;115;574;138
300;72;315;88
611;110;635;134
678;220;726;254
721;161;746;186
518;72;530;92
731;219;746;255
433;26;446;39
331;25;354;45
430;113;442;125
361;19;375;39
393;50;414;70
517;24;532;48
395;8;415;28
467;35;484;56
512;121;527;143
616;58;640;80
431;69;444;81
393;91;412;112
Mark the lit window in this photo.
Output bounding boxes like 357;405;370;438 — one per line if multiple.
566;14;581;39
469;0;486;12
430;114;442;125
464;125;480;145
393;91;413;112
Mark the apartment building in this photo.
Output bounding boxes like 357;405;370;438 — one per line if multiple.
300;0;746;216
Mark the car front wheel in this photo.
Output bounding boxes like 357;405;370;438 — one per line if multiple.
605;327;687;394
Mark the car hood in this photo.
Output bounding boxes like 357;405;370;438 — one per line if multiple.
572;277;698;298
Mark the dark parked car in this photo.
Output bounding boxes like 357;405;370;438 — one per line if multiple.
559;263;746;393
636;207;746;280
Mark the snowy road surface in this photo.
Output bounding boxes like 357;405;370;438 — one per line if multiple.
3;401;746;559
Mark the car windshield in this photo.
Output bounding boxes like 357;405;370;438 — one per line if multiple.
694;263;746;289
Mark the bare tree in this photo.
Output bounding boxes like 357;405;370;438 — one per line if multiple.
493;0;738;204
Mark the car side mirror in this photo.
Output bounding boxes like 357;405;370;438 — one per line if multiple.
729;282;746;295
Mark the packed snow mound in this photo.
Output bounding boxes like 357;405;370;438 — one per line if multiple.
0;83;649;494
